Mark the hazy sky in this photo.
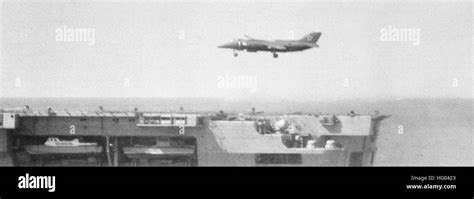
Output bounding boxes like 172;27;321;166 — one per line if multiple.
1;0;472;101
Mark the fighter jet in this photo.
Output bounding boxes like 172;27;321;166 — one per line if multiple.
218;32;321;58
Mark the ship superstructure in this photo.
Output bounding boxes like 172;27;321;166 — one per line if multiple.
0;108;389;166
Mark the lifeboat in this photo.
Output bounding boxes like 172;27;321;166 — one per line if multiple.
24;137;102;155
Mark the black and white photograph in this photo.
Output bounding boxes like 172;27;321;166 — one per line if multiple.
0;0;472;196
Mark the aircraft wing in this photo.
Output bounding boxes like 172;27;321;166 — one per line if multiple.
265;44;287;51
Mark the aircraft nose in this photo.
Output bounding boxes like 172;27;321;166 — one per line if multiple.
218;41;237;49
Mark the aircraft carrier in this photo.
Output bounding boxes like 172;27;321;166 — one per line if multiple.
0;107;389;166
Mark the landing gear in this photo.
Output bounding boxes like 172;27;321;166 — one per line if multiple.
233;50;238;57
272;52;278;58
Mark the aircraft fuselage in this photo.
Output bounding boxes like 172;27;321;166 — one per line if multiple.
218;32;321;58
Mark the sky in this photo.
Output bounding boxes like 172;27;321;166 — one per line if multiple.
1;0;472;101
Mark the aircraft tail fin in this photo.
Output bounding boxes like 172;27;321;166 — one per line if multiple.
299;32;322;43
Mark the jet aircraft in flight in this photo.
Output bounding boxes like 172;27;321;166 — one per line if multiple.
218;32;322;58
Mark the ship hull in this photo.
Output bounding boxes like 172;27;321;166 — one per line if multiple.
24;145;103;155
